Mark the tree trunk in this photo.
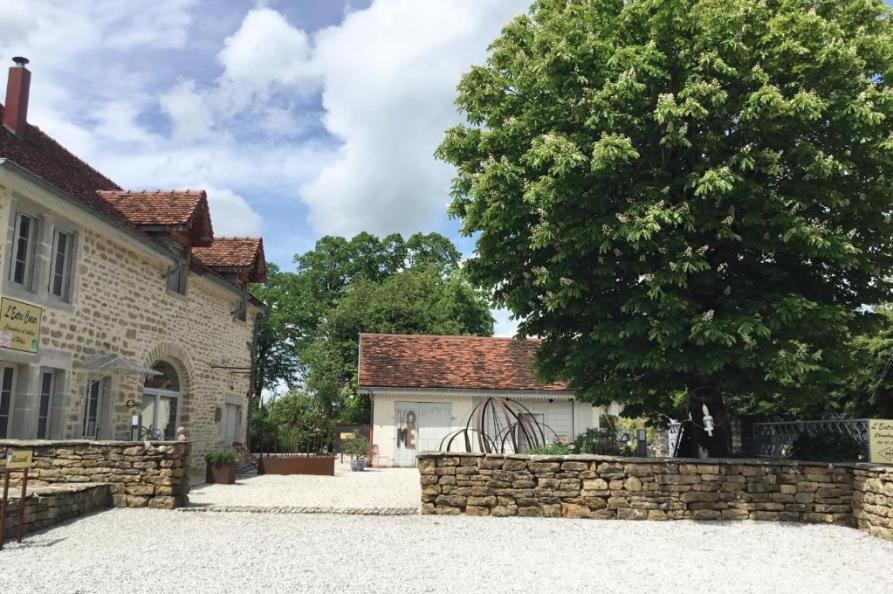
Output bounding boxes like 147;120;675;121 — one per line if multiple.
679;383;730;458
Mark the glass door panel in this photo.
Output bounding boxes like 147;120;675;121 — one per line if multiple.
83;379;102;437
158;395;178;440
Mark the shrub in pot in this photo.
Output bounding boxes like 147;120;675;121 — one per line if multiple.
343;436;370;471
206;451;237;484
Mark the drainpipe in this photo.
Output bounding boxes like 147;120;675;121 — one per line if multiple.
245;310;262;452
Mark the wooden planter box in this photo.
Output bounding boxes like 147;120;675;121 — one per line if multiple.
258;455;336;476
207;462;237;484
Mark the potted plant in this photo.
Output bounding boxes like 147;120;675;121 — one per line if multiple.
205;450;237;484
343;436;370;471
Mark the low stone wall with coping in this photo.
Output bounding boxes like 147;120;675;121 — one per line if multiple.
853;466;893;539
2;483;111;538
418;452;893;540
1;439;191;509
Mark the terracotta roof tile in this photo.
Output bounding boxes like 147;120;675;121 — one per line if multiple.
0;104;131;227
358;333;569;392
0;101;264;294
192;237;266;282
97;189;209;227
192;237;261;268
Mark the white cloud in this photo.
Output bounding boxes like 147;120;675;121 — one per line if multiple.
216;7;316;111
0;0;270;239
145;0;528;237
160;80;215;142
0;0;531;265
93;100;159;145
200;186;263;236
299;0;529;236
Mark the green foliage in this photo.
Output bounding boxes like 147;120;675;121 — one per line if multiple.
341;435;371;460
260;391;335;452
528;442;572;455
251;263;303;396
437;0;893;424
205;451;236;465
790;430;864;463
841;305;893;417
252;232;494;423
574;427;633;456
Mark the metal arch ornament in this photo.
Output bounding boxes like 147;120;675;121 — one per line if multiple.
439;396;560;454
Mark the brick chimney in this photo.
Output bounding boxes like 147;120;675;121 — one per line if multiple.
3;57;31;135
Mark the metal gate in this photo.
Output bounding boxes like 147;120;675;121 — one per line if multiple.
751;418;869;458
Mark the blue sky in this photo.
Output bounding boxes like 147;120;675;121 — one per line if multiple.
0;0;530;334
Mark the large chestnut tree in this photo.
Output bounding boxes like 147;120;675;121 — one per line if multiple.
437;0;893;455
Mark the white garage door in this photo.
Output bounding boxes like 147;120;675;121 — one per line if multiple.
518;400;574;442
394;401;452;467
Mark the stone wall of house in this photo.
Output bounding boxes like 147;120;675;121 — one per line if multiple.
0;173;257;464
1;483;111;540
418;453;893;540
0;439;191;509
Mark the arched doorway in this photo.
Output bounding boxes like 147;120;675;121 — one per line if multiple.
141;361;181;440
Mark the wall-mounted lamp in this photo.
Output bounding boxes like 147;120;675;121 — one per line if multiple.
702;404;714;437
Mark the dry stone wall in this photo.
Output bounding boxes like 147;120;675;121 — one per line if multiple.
852;466;893;540
1;483;111;538
418;453;893;540
1;439;191;509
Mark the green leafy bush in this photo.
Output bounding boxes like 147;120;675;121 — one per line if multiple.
528;442;572;455
575;428;634;456
205;451;236;465
790;430;864;463
342;436;370;460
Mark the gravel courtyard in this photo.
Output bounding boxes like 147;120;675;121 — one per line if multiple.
2;509;893;594
188;463;420;510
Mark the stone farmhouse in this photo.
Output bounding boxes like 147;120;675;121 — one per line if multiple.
0;58;266;462
359;333;623;466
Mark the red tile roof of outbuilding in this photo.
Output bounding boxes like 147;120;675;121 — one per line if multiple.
358;333;569;392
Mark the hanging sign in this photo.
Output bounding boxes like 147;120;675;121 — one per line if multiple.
0;297;42;353
1;449;33;470
868;419;893;465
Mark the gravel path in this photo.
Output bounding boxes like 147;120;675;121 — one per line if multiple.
2;509;893;593
188;464;420;509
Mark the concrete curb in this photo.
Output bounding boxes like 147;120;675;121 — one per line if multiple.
177;504;419;516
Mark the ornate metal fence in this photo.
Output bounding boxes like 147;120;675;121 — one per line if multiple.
751;418;869;458
666;421;682;457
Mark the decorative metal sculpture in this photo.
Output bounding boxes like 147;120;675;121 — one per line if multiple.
439;397;560;454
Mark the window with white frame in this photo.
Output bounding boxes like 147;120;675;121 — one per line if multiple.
9;211;38;289
49;228;74;300
37;370;55;439
0;366;14;438
82;378;103;438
